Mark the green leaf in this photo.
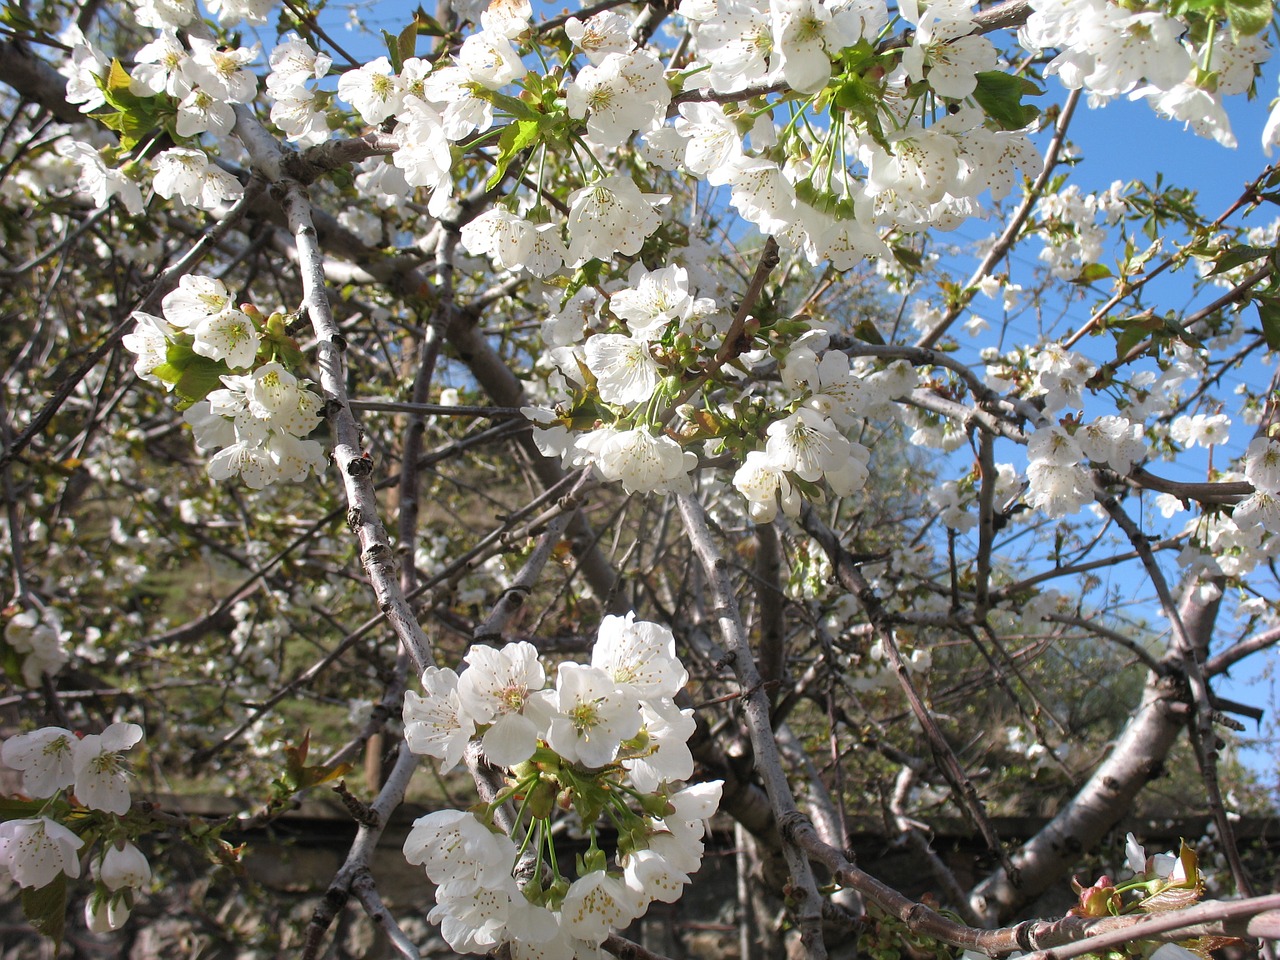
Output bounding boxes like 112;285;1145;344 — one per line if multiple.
1225;0;1273;38
483;90;542;122
382;30;405;72
1111;313;1164;360
106;59;133;95
852;318;886;345
0;635;25;685
486;118;542;190
1070;263;1113;284
971;71;1042;130
0;2;40;32
22;873;67;950
411;10;448;37
174;356;231;404
1205;244;1271;277
95;108;154;152
278;731;354;793
1257;293;1280;350
890;244;924;273
0;796;45;820
397;18;418;64
564;258;604;301
156;340;231;403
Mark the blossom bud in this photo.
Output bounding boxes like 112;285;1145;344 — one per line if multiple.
85;892;131;932
97;841;152;892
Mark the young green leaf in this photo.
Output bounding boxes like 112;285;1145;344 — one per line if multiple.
486;118;542;190
972;71;1042;130
22;873;67;951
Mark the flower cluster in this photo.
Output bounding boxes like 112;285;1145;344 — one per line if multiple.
184;362;326;488
1069;833;1206;928
402;614;721;956
3;608;68;688
124;275;326;488
0;723;151;931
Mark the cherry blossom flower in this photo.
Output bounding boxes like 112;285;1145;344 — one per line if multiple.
565;176;667;264
403;666;475;772
163;275;233;329
186;38;260;103
456;641;545;766
566;51;670;144
457;30;527;89
1;726;78;797
622;697;697;793
609;264;711;339
769;0;858;94
403;809;518;887
57;141;144;215
133;0;195;28
594;429;696;495
673;103;746;181
584;334;661;405
245;363;323;437
267;34;332;88
1244;436;1280;493
176;86;237;138
429;877;522;953
338;57;404;125
85;896;131;933
152;148;244;211
206;0;274;25
392;101;454;215
764;408;851;483
693;0;774;93
4;609;68;687
191;306;261;369
0;818;83;888
265;432;327;483
543;663;641;768
1232;490;1280;534
623;849;690;904
902;10;997;100
129;28;191;98
592;613;688;700
60;32;109;113
565;11;635;63
733;449;798;523
1170;412;1231;449
73;722;143;815
560;870;645;941
1076;415;1146;475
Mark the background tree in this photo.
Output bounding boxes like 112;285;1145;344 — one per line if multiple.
0;0;1278;957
